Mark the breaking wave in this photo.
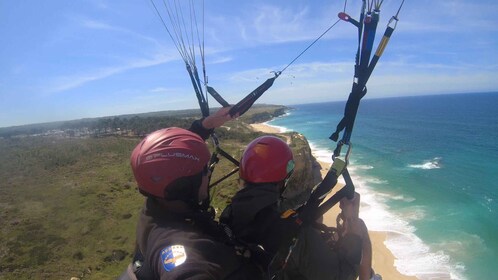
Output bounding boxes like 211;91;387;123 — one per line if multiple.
408;157;442;169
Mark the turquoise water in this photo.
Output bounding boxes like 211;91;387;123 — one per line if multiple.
268;92;498;280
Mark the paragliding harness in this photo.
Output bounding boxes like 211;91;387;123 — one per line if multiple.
266;1;405;278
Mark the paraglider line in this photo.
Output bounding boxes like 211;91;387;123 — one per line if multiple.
279;19;341;75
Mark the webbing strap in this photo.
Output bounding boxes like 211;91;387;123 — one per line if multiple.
186;64;210;117
206;86;230;108
229;76;277;117
359;11;379;74
207;143;240;189
330;1;401;152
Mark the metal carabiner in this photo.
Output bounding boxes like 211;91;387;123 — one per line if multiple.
332;140;353;165
344;141;353;165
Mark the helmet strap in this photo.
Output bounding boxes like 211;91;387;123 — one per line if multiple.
195;167;211;211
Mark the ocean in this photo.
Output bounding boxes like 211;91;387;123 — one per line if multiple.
267;92;498;280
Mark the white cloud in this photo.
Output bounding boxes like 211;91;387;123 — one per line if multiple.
368;72;498;96
46;54;177;94
149;87;171;93
212;58;498;106
398;0;498;33
253;69;498;106
78;17;163;46
81;19;114;30
205;2;347;50
252;4;311;43
207;55;233;65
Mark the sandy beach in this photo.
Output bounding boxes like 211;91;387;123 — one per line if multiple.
251;122;418;280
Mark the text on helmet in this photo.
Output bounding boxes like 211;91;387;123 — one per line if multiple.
146;152;200;162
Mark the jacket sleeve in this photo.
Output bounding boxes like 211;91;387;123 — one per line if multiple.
188;119;213;141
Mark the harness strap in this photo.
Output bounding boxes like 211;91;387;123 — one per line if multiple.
229;76;278;117
129;247;155;280
186;64;210;117
330;0;404;152
206;86;230;107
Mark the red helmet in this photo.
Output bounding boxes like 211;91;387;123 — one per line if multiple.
130;128;211;199
240;136;294;184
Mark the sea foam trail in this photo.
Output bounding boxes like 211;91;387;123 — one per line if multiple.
307;141;465;280
263;111;292;133
261;121;289;133
408;157;442;170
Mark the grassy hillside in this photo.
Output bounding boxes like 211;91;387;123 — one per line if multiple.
0;136;141;279
0;106;319;279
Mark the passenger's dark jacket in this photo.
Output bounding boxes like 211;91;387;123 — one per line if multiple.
221;183;361;280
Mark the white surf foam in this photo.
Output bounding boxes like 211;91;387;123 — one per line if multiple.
387;194;416;203
408;157;442;170
308;142;334;164
307;145;465;279
355;177;466;279
261;121;289;133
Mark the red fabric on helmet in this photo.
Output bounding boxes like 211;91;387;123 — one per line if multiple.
240;136;294;184
130;128;210;199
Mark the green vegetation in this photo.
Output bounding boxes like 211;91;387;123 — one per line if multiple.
0;136;141;279
0;106;320;279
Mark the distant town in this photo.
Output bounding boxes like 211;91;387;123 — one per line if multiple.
8;127;136;139
0;105;287;140
0;110;198;140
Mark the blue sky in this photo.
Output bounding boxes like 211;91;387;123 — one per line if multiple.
1;0;497;128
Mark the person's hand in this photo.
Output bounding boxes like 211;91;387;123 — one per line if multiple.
339;192;368;239
339;192;360;220
201;106;239;129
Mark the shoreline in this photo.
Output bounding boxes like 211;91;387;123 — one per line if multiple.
250;122;418;280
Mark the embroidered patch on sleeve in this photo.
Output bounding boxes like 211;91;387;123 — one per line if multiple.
160;245;187;272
